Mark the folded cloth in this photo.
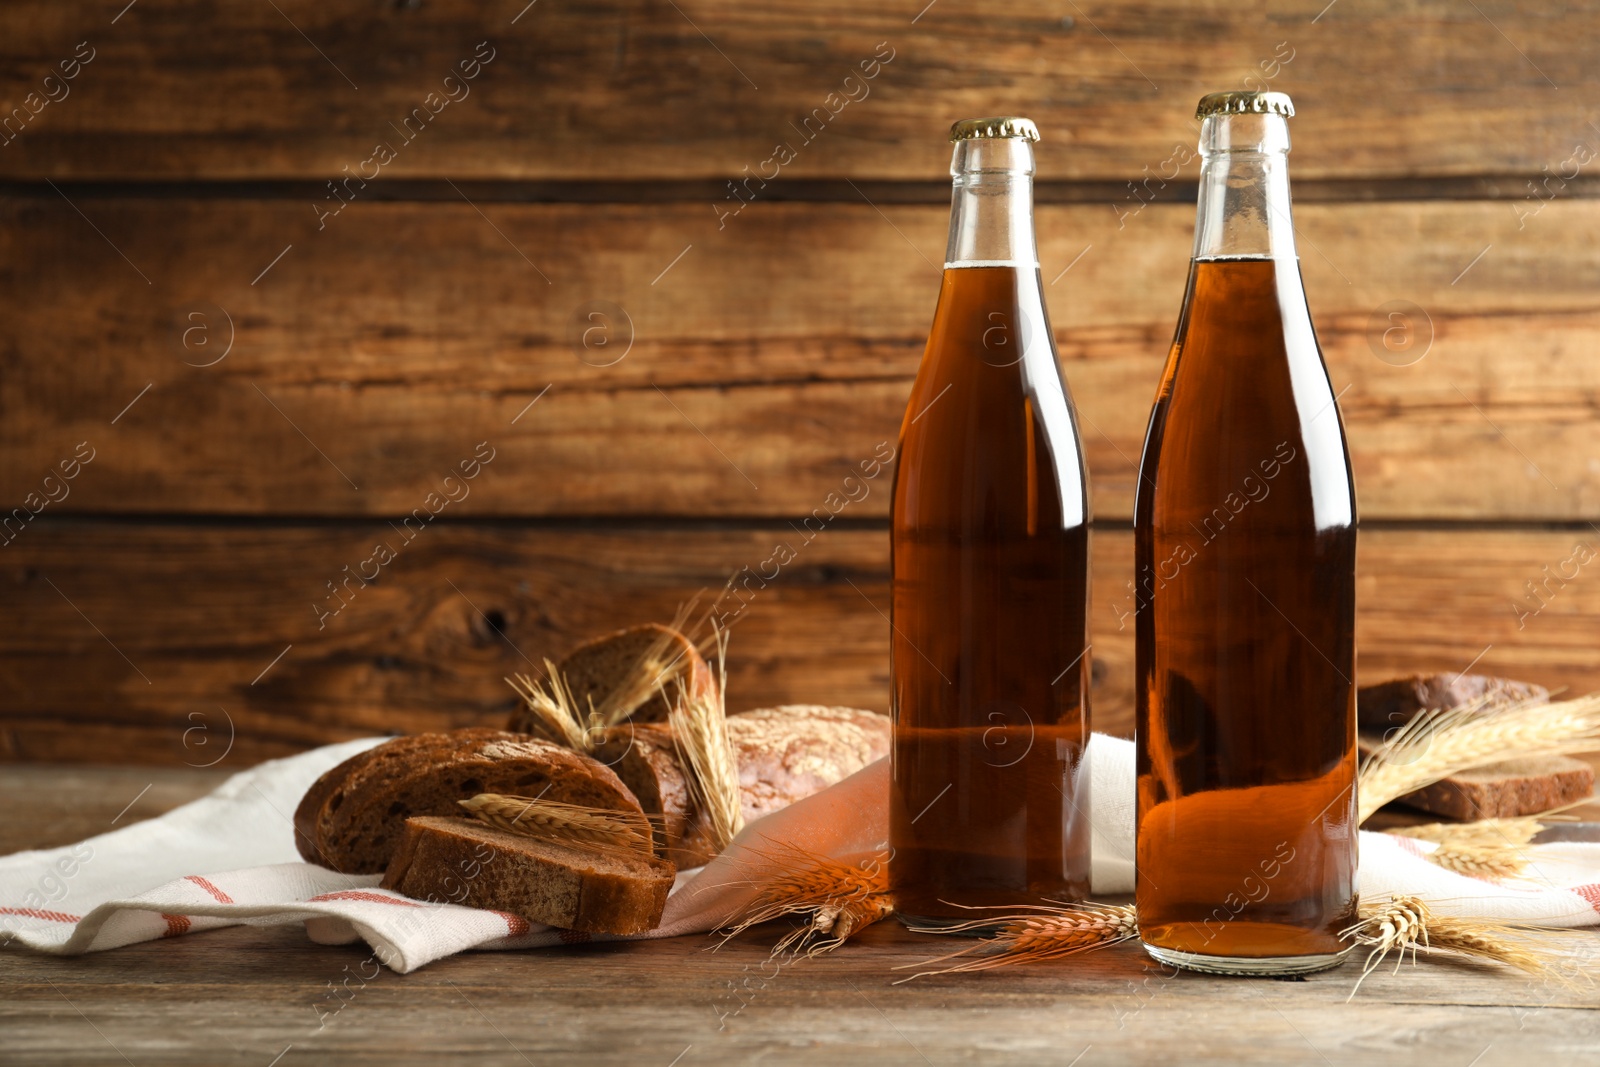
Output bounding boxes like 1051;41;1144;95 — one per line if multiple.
3;734;1598;973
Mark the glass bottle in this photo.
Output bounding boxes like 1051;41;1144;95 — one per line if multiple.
1133;91;1358;974
889;116;1093;924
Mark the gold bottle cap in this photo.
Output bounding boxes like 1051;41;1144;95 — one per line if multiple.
948;116;1041;143
1195;91;1295;119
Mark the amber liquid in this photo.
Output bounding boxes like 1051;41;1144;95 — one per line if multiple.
889;266;1092;920
1134;257;1357;960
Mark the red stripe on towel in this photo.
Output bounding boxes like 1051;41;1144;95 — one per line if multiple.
0;906;81;923
558;929;592;944
185;875;234;904
1571;883;1600;912
161;914;191;938
1391;835;1426;858
307;891;423;907
494;911;531;937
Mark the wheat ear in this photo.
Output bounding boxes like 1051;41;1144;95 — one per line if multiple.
669;624;743;853
896;903;1138;982
459;793;654;855
1391;816;1552;850
506;660;602;752
1342;895;1580;998
721;848;891;954
1358;693;1600;822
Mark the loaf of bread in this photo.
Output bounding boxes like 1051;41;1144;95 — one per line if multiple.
598;705;891;866
508;623;714;736
293;728;505;868
294;730;645;874
381;816;676;936
1357;674;1591;819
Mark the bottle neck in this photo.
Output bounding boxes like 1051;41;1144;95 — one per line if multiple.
945;138;1039;269
1192;112;1297;261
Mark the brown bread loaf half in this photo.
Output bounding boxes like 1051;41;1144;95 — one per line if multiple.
599;705;890;866
293;728;505;868
381;816;675;936
1357;674;1591;819
507;623;715;736
298;731;645;874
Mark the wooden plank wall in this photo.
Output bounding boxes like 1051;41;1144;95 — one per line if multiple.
1;1;1597;764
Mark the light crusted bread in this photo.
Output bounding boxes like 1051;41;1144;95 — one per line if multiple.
296;730;645;874
599;705;890;867
508;623;715;736
381;816;675;936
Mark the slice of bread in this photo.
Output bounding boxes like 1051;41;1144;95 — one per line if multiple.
381;816;675;935
593;722;692;856
599;705;891;867
1357;674;1590;819
509;623;714;735
1357;673;1548;731
298;730;644;874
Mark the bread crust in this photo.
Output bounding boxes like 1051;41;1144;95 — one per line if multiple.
381;815;675;935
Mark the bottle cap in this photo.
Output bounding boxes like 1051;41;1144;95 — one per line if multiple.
948;117;1041;143
1195;91;1294;119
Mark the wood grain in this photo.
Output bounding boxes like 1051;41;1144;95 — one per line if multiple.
2;1;1598;183
4;521;1600;765
4;196;1598;521
1;768;1597;1067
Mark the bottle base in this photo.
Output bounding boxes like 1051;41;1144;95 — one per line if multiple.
1141;941;1350;977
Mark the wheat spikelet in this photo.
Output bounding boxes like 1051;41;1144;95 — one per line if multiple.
1423;842;1529;881
896;903;1138;981
768;892;897;958
459;793;654;855
669;624;743;852
1358;693;1600;822
1342;895;1578;998
506;660;601;751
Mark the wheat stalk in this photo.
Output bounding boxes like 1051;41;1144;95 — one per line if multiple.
506;660;603;752
459;793;654;855
896;903;1138;981
1358;693;1600;822
1341;895;1580;998
669;624;743;852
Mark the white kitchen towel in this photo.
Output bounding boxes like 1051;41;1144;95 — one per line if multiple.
3;733;1598;973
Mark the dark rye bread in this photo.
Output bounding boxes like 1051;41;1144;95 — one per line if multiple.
1357;674;1591;819
294;728;505;867
1357;673;1549;731
508;623;715;735
599;705;891;866
381;816;675;936
593;722;692;856
298;731;644;874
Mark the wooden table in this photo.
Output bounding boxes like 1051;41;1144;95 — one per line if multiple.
3;765;1598;1066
